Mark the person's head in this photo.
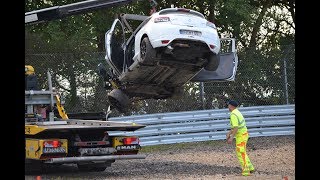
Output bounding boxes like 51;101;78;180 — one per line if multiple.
25;65;35;75
226;100;239;112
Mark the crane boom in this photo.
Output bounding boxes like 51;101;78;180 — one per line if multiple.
25;0;140;25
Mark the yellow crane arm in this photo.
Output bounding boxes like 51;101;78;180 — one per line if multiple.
55;95;69;120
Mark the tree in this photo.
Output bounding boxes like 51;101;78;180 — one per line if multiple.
25;0;295;113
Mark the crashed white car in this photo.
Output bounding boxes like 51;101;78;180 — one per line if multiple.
100;7;238;112
133;8;221;70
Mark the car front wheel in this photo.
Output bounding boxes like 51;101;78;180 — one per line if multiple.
204;54;220;71
107;89;130;113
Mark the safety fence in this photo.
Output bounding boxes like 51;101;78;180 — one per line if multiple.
108;104;295;146
25;44;295;115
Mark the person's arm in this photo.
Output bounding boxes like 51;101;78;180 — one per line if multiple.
227;113;239;143
226;131;232;139
227;127;238;144
229;114;239;136
228;127;238;139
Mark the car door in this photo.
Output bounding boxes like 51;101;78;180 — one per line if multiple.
122;14;151;68
191;38;238;82
105;19;126;76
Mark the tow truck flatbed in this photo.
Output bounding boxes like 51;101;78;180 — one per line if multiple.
25;119;145;135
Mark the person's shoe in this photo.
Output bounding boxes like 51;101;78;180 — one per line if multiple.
242;172;251;176
242;170;251;176
250;168;255;173
249;165;255;173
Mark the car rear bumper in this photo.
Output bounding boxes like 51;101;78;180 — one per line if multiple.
145;23;220;54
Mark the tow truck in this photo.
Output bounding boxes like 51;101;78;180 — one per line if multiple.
25;66;146;172
25;0;158;172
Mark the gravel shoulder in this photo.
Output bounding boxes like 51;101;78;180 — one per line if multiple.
25;135;295;180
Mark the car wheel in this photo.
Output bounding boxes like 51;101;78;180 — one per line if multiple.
107;89;129;113
140;36;156;65
204;54;220;71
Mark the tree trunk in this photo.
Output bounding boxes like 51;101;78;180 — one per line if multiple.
248;0;272;49
97;33;105;52
68;55;78;109
287;0;295;25
208;5;216;24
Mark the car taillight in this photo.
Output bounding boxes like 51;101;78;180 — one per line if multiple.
161;40;170;44
123;137;139;145
209;44;215;49
154;17;170;23
43;140;61;148
206;21;216;29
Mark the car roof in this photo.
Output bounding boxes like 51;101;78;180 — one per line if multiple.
157;8;205;19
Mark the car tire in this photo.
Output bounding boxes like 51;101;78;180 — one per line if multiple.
140;36;156;65
107;89;130;113
204;54;220;71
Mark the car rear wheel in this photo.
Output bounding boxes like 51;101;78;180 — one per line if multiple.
140;36;156;65
107;89;129;113
204;54;220;71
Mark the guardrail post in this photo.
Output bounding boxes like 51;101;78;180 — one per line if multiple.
283;57;289;104
200;82;205;109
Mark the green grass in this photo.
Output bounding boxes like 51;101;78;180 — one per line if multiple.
140;140;225;153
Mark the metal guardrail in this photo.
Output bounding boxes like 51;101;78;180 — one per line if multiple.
109;104;295;146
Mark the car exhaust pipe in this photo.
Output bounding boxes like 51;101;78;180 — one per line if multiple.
45;154;147;164
164;45;174;54
164;43;190;55
173;43;190;48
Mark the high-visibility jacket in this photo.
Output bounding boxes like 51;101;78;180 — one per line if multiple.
230;108;248;136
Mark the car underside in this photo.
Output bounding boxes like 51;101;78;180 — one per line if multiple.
120;38;218;99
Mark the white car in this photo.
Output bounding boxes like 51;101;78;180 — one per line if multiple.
134;8;220;69
100;7;238;112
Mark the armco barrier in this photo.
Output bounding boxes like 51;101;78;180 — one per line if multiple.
108;104;295;146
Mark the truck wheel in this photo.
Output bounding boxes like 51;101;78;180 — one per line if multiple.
108;89;129;113
140;36;156;65
204;54;220;71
